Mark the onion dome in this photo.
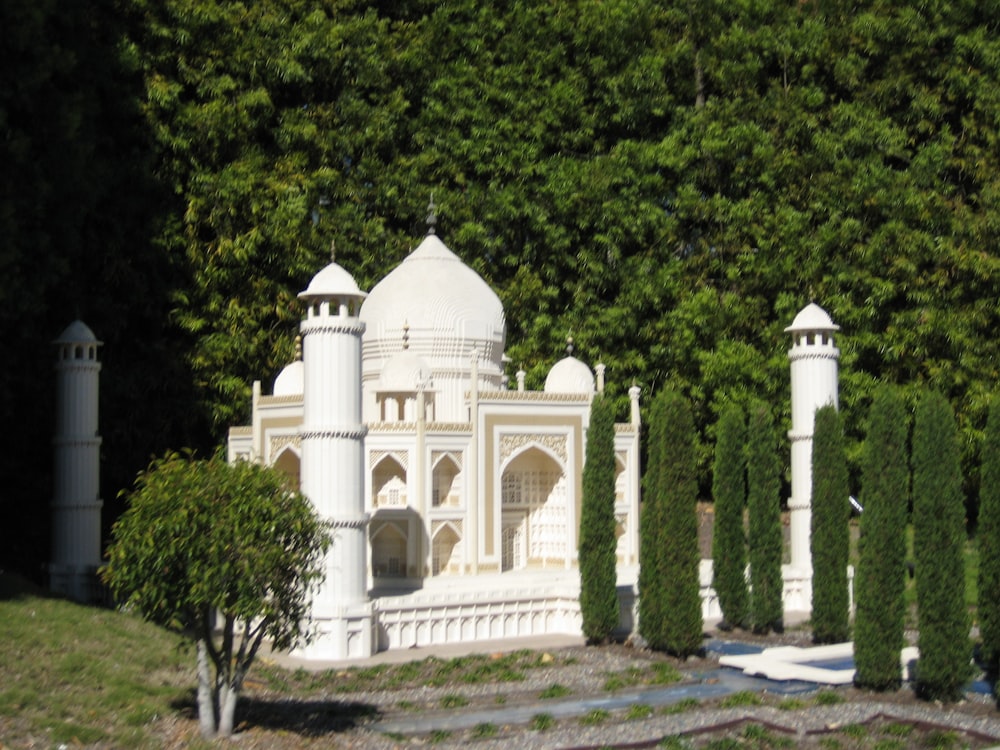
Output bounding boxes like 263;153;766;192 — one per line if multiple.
273;361;304;396
54;320;101;346
544;339;595;394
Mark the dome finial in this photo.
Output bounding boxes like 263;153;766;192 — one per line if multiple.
426;194;437;235
402;320;410;350
294;335;302;361
330;239;336;262
566;335;574;357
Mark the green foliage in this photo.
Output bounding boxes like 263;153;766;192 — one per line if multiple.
579;394;621;643
747;402;783;633
539;683;571;699
854;387;909;691
979;396;1000;675
102;451;330;737
811;404;851;643
531;713;555;731
912;390;972;701
640;390;703;656
711;403;749;629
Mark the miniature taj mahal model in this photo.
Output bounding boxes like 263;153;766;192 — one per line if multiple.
227;217;643;659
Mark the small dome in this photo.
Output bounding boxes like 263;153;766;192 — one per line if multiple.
544;356;595;394
273;360;304;396
299;260;366;301
785;302;839;333
378;350;433;392
54;320;100;345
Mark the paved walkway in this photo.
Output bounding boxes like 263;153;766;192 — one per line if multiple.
262;633;587;672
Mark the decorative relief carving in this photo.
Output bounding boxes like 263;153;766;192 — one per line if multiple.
332;516;369;530
301;321;365;336
299;427;368;441
500;433;567;465
432;451;463;470
269;434;301;457
370;450;408;470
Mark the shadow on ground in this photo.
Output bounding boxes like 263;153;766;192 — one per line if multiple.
171;692;380;737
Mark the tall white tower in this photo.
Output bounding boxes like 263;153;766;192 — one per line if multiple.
50;320;103;602
295;255;374;659
784;303;840;613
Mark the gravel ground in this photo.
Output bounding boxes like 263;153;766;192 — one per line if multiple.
194;630;1000;750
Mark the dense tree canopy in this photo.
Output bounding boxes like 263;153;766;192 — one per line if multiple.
5;0;1000;579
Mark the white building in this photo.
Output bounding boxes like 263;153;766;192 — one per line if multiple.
228;225;642;658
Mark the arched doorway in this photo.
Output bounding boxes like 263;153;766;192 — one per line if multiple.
500;447;567;571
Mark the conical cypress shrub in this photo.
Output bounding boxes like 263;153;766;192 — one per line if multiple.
640;389;703;656
979;397;1000;676
711;403;749;630
811;403;850;644
854;386;908;691
747;401;783;634
579;393;620;644
912;390;971;701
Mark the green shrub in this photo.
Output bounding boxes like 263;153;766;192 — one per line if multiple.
712;403;749;629
640;390;703;655
580;393;621;643
854;387;908;691
912;390;972;701
978;396;1000;674
539;683;571;699
811;404;850;643
531;713;555;731
747;401;784;633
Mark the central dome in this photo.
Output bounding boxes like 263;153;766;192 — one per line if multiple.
360;233;507;422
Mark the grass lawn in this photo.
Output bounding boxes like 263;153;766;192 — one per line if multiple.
0;573;193;748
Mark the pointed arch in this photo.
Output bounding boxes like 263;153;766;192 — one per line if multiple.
500;446;567;571
432;453;462;508
431;521;462;576
371;521;407;578
372;454;407;508
272;446;301;491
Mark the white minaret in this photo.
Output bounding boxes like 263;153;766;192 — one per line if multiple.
785;302;840;614
295;252;374;659
51;320;103;602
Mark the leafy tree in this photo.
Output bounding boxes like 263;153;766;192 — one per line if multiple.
854;387;909;691
711;403;748;630
579;393;620;644
747;401;783;634
980;397;1000;676
912;390;971;701
102;452;330;739
639;390;702;656
810;404;850;644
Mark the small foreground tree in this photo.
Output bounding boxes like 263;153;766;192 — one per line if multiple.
579;393;620;643
640;389;703;656
980;396;1000;676
102;452;331;739
912;390;971;701
811;403;850;644
711;403;749;630
854;386;908;691
747;401;783;633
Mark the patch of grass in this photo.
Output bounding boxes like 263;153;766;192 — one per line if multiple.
704;738;741;750
818;739;843;750
605;662;682;691
627;703;653;720
741;723;793;747
662;697;700;714
871;741;905;750
428;729;452;744
440;693;469;709
0;574;194;748
719;690;762;708
396;699;418;711
531;712;555;731
658;737;693;749
923;729;960;749
649;661;682;684
539;682;572;699
777;697;806;710
841;723;868;739
881;722;914;737
494;694;506;704
471;722;497;738
580;708;610;726
814;689;845;705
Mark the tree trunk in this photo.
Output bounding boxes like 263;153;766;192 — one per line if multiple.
217;681;240;738
196;638;217;739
